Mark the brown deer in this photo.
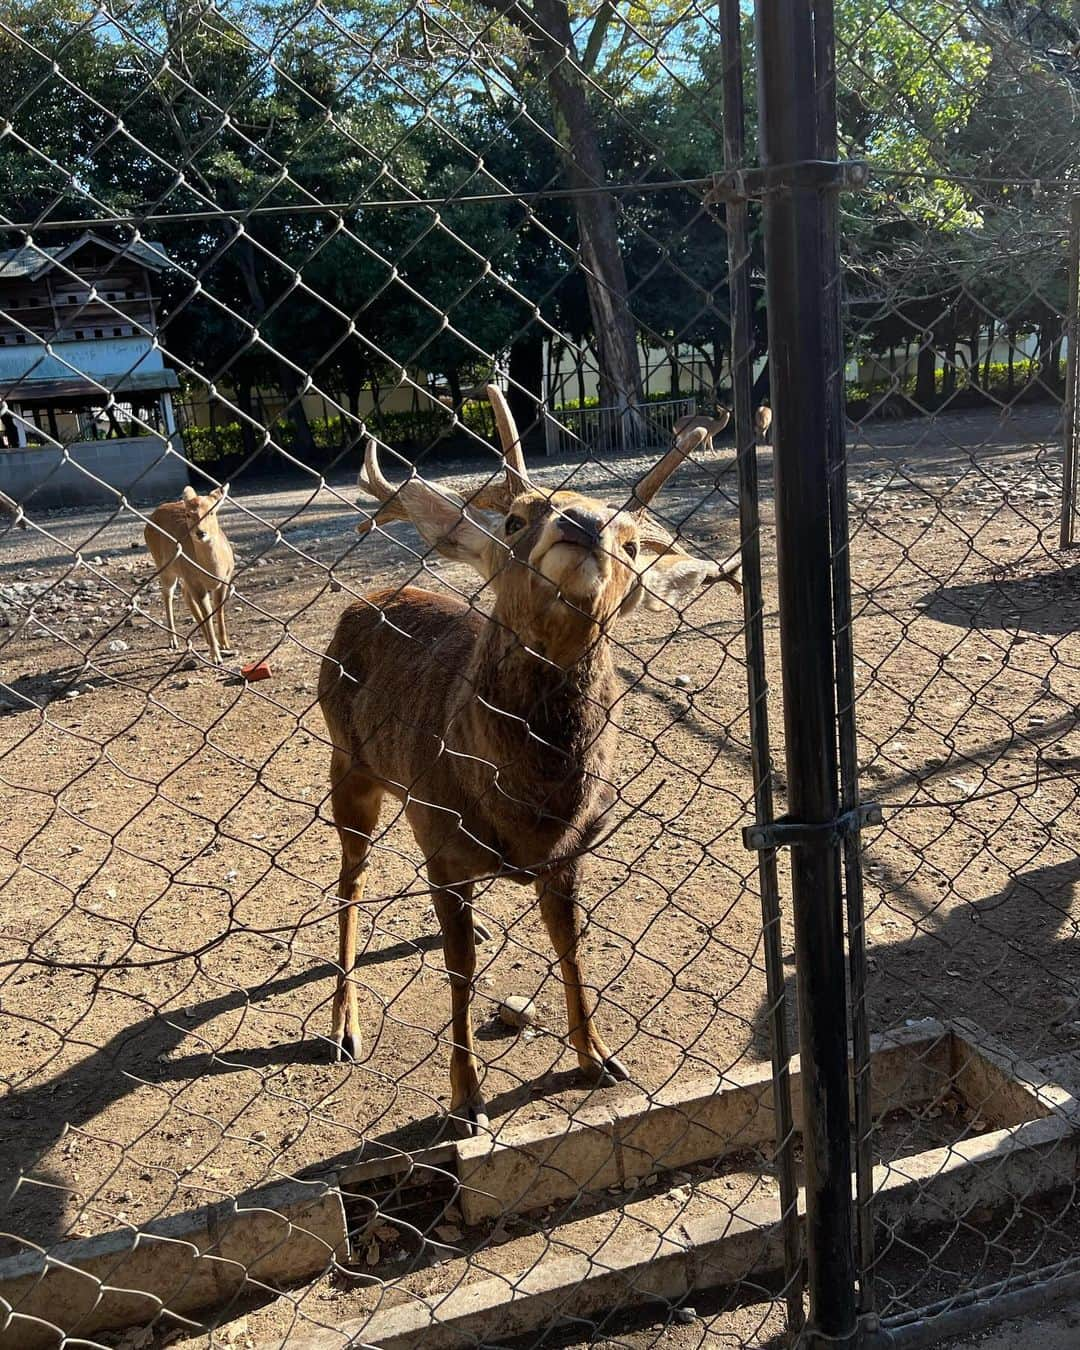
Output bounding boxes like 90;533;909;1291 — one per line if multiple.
319;387;741;1132
755;403;772;445
144;485;234;663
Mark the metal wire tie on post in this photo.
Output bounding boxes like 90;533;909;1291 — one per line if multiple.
742;802;882;851
706;159;870;203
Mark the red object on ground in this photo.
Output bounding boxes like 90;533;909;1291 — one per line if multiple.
241;661;271;682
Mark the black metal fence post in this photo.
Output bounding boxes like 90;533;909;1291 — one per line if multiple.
720;0;804;1337
1061;197;1080;549
752;0;858;1345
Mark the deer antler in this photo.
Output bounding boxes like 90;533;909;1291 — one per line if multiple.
471;384;531;511
356;437;478;538
625;409;730;514
357;387;533;533
355;438;413;536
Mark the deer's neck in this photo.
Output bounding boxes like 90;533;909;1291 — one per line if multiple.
463;611;618;829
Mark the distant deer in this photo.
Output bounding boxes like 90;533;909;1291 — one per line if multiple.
320;387;741;1131
755;403;772;445
144;485;234;663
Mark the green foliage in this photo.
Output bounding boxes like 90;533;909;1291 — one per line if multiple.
181;399;504;464
2;0;1074;451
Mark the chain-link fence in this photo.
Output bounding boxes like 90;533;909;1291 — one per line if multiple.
2;0;1079;1347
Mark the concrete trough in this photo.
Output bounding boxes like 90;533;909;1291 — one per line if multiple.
302;1020;1079;1350
0;1178;347;1349
456;1018;953;1224
5;1019;1076;1350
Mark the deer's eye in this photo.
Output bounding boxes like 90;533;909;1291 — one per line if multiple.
623;540;638;560
505;514;526;535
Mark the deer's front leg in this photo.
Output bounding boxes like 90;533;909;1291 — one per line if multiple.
537;868;628;1086
214;584;234;655
431;878;487;1135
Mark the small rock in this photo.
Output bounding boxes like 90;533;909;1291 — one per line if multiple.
434;1224;463;1243
107;639;129;653
674;674;693;688
329;578;343;593
250;1129;268;1143
672;1307;697;1325
498;994;536;1029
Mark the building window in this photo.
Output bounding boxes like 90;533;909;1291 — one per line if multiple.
15;333;26;344
94;328;103;338
113;327;122;337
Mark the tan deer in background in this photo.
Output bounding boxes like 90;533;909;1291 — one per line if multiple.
755;403;772;445
319;387;741;1131
144;485;235;663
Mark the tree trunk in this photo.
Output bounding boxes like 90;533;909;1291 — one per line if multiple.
1038;316;1057;391
446;366;464;413
576;348;587;408
531;0;644;448
915;340;936;409
508;328;545;451
983;323;994;385
669;347;681;398
752;357;770;405
235;380;257;460
233;237;316;459
943;325;957;399
1051;336;1065;394
712;338;724;399
1007;330;1016;397
968;325;981;391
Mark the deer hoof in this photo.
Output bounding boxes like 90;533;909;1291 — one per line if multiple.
583;1054;630;1087
473;919;493;943
335;1031;359;1063
453;1099;489;1137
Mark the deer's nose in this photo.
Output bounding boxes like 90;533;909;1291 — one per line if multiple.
554;505;605;549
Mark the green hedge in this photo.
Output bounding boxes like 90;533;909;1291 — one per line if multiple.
181;360;1066;462
181;401;500;464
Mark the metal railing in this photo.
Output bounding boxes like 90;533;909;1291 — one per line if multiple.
542;397;697;455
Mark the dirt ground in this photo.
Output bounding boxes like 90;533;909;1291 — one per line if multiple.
1;404;1078;1347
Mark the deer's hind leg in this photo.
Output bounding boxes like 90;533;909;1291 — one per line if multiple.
428;860;487;1135
538;865;629;1087
329;749;382;1062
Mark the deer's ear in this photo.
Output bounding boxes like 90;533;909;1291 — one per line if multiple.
399;484;499;572
634;553;739;611
181;485;197;503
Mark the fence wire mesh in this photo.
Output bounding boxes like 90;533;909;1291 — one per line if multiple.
1;0;1079;1347
830;0;1080;1342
